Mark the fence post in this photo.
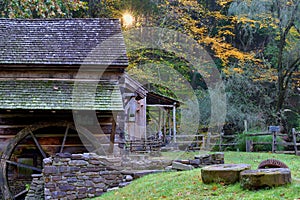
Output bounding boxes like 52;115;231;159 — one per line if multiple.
206;132;211;150
272;131;276;153
292;128;298;155
246;140;253;152
219;132;223;151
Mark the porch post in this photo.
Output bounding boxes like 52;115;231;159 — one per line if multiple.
173;103;176;142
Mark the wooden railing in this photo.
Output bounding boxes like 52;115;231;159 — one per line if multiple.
245;128;300;155
124;139;162;153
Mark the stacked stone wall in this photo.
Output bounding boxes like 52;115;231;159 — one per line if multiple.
43;153;129;200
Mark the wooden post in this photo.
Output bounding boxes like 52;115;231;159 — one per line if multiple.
158;108;162;132
206;132;211;150
202;135;206;150
109;119;116;154
292;128;298;155
219;132;223;151
244;120;248;133
168;110;172;136
173;103;177;143
246;140;253;152
272;131;276;153
163;111;166;143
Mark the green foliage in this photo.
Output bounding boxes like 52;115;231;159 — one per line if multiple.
0;0;88;18
225;69;277;129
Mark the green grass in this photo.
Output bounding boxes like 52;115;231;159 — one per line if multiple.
93;152;300;200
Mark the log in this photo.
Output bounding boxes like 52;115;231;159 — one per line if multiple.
201;164;251;184
240;168;291;190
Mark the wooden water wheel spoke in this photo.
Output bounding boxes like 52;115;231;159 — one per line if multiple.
14;189;28;199
60;124;70;153
29;130;47;159
6;160;42;172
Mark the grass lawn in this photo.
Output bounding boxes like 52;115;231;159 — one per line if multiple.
93;152;300;200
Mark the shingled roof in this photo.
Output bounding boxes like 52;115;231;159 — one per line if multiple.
0;80;123;110
0;18;128;66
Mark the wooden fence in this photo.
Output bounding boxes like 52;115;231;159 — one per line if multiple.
175;127;300;155
244;128;300;155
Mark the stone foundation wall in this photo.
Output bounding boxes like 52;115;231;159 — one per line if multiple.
25;174;44;200
43;153;130;200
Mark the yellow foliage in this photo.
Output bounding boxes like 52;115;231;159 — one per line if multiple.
217;0;234;7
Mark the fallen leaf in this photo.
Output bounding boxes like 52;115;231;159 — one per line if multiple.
212;186;218;191
161;195;167;198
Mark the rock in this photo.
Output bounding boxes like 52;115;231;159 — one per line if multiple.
165;166;173;171
125;175;133;181
172;161;194;171
240;168;291;190
43;157;53;165
119;182;131;188
201;164;251;184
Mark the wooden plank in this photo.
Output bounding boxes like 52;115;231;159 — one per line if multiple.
246;132;272;136
253;142;272;145
220;143;237;146
175;135;205;138
221;135;236;139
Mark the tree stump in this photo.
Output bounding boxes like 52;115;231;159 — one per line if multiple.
240;168;291;190
201;164;251;184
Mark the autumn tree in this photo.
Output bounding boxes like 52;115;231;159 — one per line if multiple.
229;0;300;127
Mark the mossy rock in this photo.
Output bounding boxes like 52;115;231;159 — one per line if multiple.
240;168;291;190
201;164;251;184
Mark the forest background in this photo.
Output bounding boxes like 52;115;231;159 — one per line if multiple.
1;0;299;136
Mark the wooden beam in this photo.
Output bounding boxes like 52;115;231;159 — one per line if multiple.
60;124;70;153
29;131;47;159
147;105;174;108
6;160;42;172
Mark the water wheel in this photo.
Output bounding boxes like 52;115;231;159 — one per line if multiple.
0;122;88;200
257;159;288;169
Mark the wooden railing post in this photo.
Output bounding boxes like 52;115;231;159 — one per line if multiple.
292;128;298;155
219;132;223;151
206;132;211;150
272;131;276;153
246;140;253;152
